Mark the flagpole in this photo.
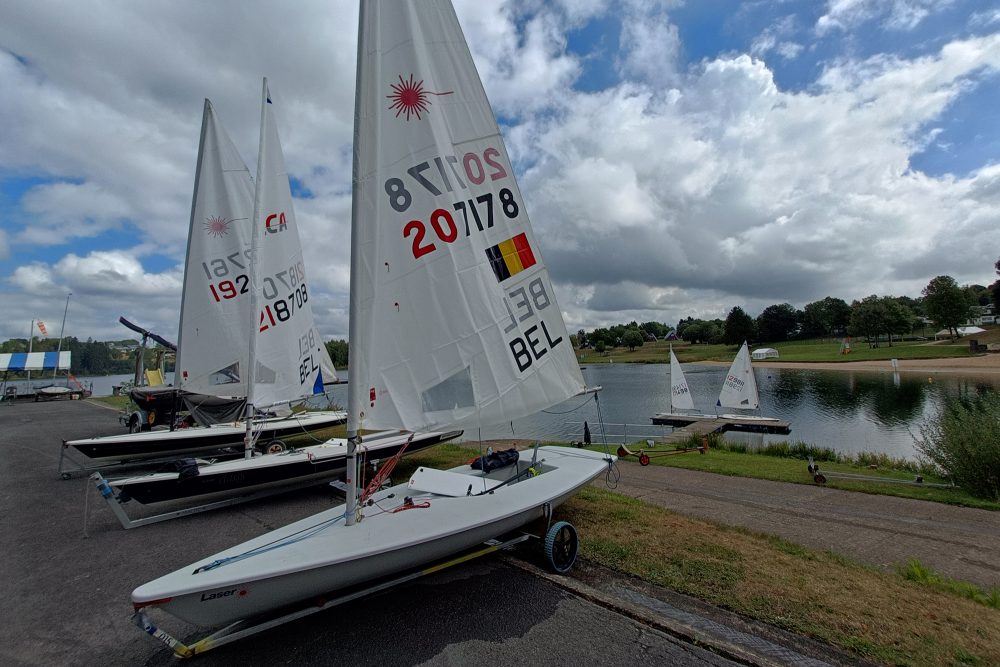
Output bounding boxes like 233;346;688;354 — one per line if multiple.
26;319;34;387
54;292;72;380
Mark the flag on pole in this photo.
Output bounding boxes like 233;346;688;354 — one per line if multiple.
37;321;48;336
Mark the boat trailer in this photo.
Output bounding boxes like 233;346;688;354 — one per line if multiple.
616;437;709;466
87;472;335;529
132;518;580;658
807;457;953;487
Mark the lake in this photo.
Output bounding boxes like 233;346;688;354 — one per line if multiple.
18;364;997;461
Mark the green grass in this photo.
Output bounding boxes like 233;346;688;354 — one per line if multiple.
575;337;974;364
898;559;1000;610
561;487;1000;666
605;437;1000;510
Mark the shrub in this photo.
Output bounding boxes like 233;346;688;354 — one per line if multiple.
916;393;1000;501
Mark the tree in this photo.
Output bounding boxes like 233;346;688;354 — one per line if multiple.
991;257;1000;313
849;295;887;347
880;296;914;346
324;339;349;367
756;303;798;342
801;297;851;338
622;329;644;351
723;306;756;345
576;329;588;348
922;276;974;338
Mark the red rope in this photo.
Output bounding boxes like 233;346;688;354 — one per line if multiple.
359;434;414;503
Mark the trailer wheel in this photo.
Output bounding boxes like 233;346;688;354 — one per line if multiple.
544;521;579;574
262;440;286;455
813;473;827;484
639;453;650;466
128;415;141;434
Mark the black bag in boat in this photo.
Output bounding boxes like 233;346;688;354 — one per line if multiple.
471;448;519;473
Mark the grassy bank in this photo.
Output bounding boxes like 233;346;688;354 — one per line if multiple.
562;487;1000;666
576;338;973;364
607;436;1000;511
398;444;1000;665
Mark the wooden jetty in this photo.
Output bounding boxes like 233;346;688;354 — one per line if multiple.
650;413;791;445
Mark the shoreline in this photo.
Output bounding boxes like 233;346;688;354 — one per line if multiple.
701;354;1000;375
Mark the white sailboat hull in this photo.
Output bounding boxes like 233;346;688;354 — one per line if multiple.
132;446;613;627
65;410;347;461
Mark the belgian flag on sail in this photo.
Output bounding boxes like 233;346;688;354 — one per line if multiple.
485;232;536;283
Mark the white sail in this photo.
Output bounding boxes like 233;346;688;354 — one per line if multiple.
717;342;760;410
252;82;337;407
176;100;255;397
348;0;584;432
669;347;695;412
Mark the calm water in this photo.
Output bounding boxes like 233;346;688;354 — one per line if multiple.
468;363;998;460
11;365;997;460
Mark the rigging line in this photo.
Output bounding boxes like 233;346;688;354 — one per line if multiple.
193;510;350;573
541;394;596;415
593;392;620;489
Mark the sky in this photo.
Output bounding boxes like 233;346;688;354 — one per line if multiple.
1;0;999;344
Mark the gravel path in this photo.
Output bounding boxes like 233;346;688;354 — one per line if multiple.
611;462;1000;589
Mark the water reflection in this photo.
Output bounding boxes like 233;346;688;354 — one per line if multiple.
51;366;1000;461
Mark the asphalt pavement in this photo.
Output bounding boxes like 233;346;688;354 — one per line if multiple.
1;400;766;667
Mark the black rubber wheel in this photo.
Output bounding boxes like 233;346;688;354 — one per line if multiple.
128;416;141;434
814;473;827;484
263;440;286;455
639;453;650;466
544;521;579;574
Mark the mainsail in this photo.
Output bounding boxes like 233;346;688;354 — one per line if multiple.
348;0;584;433
176;96;336;407
669;347;695;412
176;101;255;397
717;342;760;410
251;81;337;407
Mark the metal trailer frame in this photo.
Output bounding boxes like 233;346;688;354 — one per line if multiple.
132;532;536;658
88;472;334;529
806;456;955;488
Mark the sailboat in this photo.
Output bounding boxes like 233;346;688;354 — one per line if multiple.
62;100;345;469
715;342;779;422
131;0;614;638
101;82;460;507
651;346;720;422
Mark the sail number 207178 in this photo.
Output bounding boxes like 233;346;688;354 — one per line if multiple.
384;147;520;261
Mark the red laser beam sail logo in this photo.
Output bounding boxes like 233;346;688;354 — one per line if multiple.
204;215;232;237
387;74;453;121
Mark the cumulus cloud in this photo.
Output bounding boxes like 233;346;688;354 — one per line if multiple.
816;0;955;35
1;0;998;343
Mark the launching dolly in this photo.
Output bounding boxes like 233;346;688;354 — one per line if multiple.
133;526;575;658
616;439;708;466
806;457;953;487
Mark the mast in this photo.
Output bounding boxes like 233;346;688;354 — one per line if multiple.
244;78;268;460
345;0;369;527
53;292;71;380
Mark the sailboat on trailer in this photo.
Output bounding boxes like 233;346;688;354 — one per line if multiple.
62;100;345;469
103;83;459;507
131;0;614;638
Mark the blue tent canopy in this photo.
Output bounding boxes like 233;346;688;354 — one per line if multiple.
0;351;71;372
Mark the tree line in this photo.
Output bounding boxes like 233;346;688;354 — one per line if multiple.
578;273;994;350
